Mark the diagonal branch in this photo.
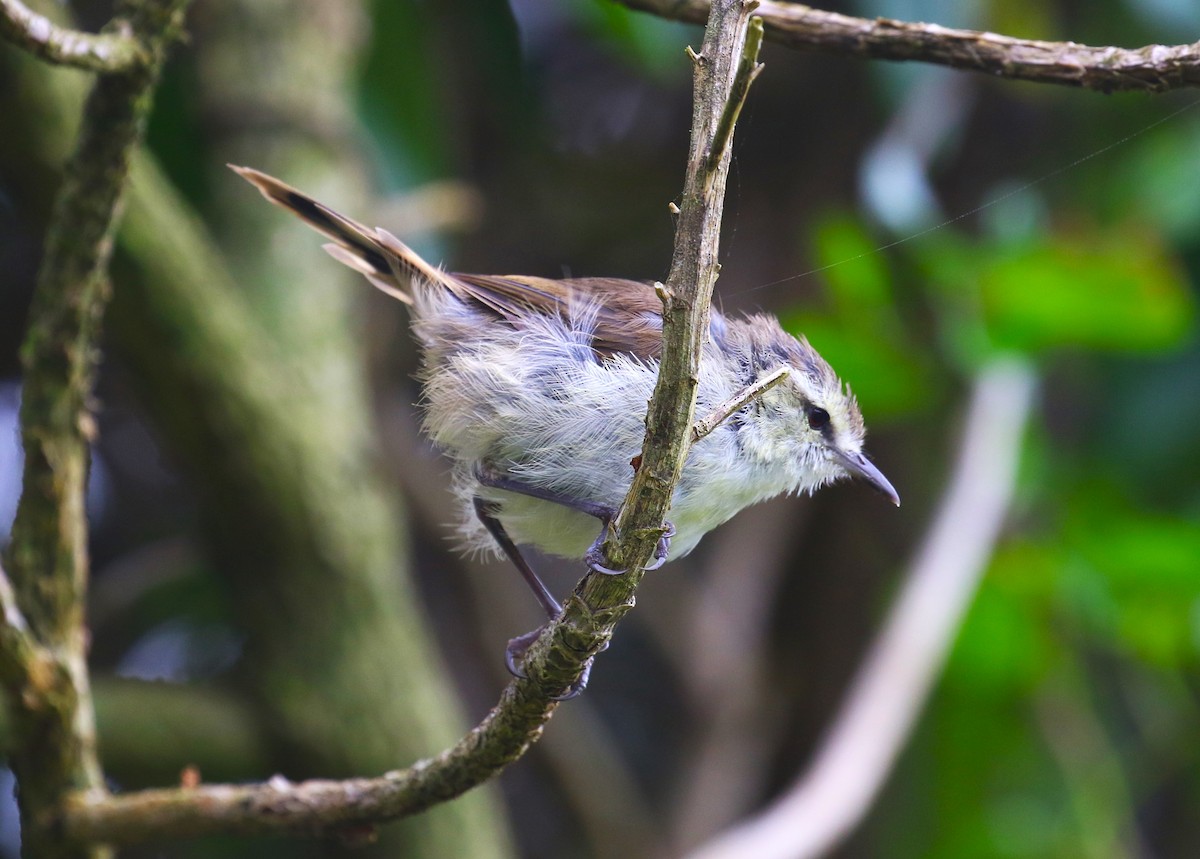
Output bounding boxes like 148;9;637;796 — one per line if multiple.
618;0;1200;93
0;0;143;73
57;0;764;846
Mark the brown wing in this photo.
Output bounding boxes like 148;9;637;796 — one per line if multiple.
453;274;665;360
232;165;665;360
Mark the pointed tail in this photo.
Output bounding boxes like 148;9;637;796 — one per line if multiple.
230;165;456;306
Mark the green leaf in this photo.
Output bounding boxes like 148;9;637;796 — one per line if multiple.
1063;485;1200;666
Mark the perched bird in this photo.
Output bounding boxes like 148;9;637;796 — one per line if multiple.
232;166;898;691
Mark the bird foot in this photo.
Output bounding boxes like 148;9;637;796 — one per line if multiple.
505;626;609;700
585;520;675;575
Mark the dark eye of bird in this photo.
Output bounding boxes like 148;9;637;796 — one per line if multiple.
807;406;830;430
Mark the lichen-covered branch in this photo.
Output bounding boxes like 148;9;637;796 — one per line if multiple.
1;1;190;856
618;0;1200;93
53;0;763;846
0;0;143;72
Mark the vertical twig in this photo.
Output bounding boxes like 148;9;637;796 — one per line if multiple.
576;0;765;626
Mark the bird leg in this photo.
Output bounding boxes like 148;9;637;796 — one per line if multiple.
472;496;561;620
474;466;673;576
472;466;673;698
472;494;604;699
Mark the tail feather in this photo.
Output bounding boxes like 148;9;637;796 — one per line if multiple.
322;242;411;304
229;164;455;306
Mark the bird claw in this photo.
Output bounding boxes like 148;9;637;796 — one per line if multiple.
643;521;676;571
505;627;609;699
551;639;609;699
550;659;593;700
587;520;675;574
585;543;627;576
505;627;544;679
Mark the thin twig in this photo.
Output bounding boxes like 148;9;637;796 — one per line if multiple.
687;356;1038;859
0;0;143;73
602;0;761;574
708;14;764;173
618;0;1200;93
693;366;788;442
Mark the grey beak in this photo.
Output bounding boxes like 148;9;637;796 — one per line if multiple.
834;449;900;507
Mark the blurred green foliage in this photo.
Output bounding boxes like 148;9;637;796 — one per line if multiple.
770;52;1199;856
836;105;1200;859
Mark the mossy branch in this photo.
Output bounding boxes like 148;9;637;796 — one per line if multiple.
53;0;763;846
618;0;1200;93
0;1;191;856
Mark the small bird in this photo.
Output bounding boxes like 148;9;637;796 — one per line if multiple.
233;166;899;692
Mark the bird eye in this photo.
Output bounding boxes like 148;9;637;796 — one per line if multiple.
807;406;830;430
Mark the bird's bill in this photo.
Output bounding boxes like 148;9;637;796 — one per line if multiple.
834;450;901;507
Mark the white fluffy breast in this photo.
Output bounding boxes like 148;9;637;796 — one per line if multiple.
412;289;819;562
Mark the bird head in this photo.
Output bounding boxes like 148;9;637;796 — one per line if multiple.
736;317;900;506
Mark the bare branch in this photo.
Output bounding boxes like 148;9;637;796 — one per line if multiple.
708;13;764;172
602;0;763;574
0;0;143;73
687;356;1038;859
618;0;1200;93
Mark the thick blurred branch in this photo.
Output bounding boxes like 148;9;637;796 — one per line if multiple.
3;0;509;853
59;0;763;845
173;3;512;854
0;1;189;856
687;356;1037;859
0;0;143;72
619;0;1200;93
